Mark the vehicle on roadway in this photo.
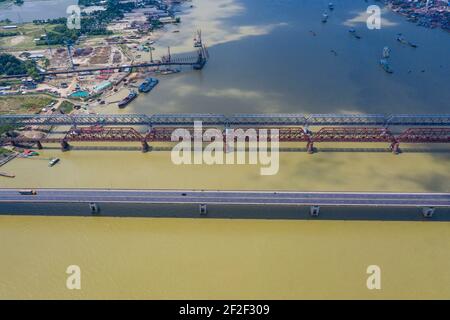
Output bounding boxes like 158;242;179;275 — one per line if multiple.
18;190;37;195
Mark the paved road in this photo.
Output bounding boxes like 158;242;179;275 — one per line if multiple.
0;189;449;207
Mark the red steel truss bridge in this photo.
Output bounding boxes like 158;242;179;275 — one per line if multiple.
2;125;449;154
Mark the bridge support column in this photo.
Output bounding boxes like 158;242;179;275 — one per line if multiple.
307;141;315;154
61;140;70;152
199;204;207;216
89;202;100;214
310;205;320;217
36;141;43;150
390;142;401;155
141;141;149;153
422;207;435;218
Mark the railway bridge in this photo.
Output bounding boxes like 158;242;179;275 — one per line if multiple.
1;114;449;153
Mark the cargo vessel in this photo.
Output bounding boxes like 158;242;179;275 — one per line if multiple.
138;78;159;93
118;91;138;108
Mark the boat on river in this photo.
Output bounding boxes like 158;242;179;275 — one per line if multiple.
138;78;159;93
380;59;394;74
48;158;60;167
0;172;15;178
118;90;138;108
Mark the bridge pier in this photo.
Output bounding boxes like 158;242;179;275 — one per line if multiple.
141;141;150;153
307;141;315;154
390;142;401;155
60;140;70;152
36;141;43;150
199;204;207;216
422;207;435;218
310;205;320;217
89;202;100;214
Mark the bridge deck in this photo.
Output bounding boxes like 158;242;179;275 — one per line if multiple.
0;189;448;207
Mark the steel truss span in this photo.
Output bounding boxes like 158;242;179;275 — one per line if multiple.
2;127;449;154
1;114;450;127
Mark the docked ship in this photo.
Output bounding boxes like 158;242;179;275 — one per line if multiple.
118;90;138;108
138;77;159;93
380;59;393;74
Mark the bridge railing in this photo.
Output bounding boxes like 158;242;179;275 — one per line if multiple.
387;114;450;126
305;114;387;126
1;114;450;127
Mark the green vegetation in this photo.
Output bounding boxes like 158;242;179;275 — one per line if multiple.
0;79;21;87
0;53;41;80
59;101;74;114
33;0;136;46
0;32;20;38
0;147;13;155
34;24;79;46
0;95;55;114
0;125;16;137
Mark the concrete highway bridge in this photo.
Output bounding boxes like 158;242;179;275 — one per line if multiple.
1;114;449;153
0;189;449;220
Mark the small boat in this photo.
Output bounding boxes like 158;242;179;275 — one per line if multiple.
348;28;361;39
48;158;60;167
382;46;390;59
138;77;159;93
380;59;393;74
118;90;138;108
328;2;334;10
158;68;181;75
0;172;15;178
322;13;329;23
397;34;418;48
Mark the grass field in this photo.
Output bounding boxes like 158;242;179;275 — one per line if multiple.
0;94;55;114
0;147;12;155
0;22;60;51
59;100;74;114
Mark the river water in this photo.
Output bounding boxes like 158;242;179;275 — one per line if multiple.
0;0;76;22
0;0;450;299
